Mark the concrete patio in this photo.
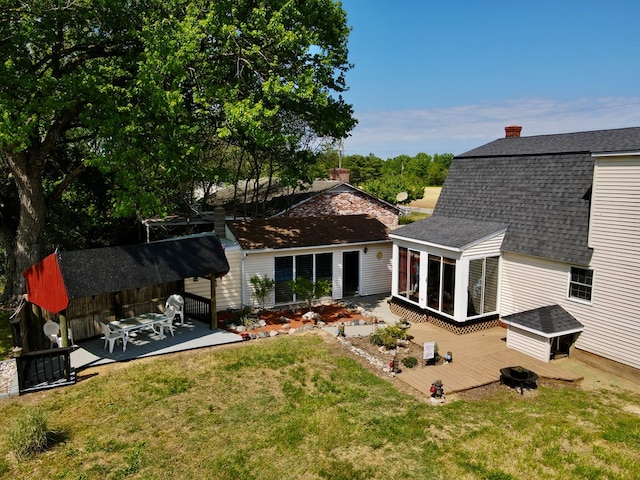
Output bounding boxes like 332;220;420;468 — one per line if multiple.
71;318;243;370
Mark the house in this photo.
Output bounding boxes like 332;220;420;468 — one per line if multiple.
388;126;640;378
142;170;401;241
185;214;392;310
180;169;400;311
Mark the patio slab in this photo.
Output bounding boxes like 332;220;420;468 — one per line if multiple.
71;318;243;370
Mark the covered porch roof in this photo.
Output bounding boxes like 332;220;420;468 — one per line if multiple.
22;234;229;314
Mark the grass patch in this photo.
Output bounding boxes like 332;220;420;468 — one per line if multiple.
0;310;15;360
399;212;430;224
0;334;638;479
6;408;53;461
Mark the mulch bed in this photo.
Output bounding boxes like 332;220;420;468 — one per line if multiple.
219;303;372;338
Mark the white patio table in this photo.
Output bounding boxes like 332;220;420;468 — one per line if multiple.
110;312;169;340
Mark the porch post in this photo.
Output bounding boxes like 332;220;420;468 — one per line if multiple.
29;303;44;352
210;275;218;330
59;311;69;348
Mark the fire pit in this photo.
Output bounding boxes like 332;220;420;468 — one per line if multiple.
500;366;538;394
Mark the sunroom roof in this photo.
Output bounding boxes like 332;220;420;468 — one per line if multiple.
390;216;508;251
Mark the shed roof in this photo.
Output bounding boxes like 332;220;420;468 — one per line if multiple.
23;234;229;313
227;214;389;251
501;304;584;338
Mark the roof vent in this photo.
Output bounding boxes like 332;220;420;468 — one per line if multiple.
505;125;522;138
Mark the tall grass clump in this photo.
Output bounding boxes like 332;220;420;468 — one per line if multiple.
7;408;51;460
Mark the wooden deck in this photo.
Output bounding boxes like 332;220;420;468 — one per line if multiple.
398;322;583;395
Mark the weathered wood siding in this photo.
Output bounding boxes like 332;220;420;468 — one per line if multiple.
506;326;551;363
584;155;640;370
64;281;182;341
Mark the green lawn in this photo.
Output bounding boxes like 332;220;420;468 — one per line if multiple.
0;334;638;479
0;311;14;359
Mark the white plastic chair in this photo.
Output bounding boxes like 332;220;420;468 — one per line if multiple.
165;294;185;325
101;322;127;353
154;305;176;338
43;321;60;348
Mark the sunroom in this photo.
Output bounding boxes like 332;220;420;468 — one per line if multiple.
389;217;508;329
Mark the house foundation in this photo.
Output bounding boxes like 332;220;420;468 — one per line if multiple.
389;298;500;335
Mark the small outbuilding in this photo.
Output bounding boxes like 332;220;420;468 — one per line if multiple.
20;234;230;350
501;305;584;362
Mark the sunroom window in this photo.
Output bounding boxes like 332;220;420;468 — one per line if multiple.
569;267;593;302
427;254;456;316
467;256;499;317
397;247;420;302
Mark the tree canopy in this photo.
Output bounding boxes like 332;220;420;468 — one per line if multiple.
0;0;356;300
312;150;453;204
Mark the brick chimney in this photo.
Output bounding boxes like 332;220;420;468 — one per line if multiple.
505;125;522;138
329;168;350;183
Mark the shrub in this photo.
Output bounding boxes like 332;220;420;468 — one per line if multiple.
250;275;276;310
7;408;51;461
401;356;418;368
369;325;410;349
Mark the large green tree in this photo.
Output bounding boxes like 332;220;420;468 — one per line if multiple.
0;0;355;300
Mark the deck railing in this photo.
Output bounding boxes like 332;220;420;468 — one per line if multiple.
183;292;211;322
16;347;76;394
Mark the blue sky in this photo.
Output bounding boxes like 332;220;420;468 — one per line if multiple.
339;0;640;158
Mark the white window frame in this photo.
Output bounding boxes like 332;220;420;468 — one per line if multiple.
568;266;593;304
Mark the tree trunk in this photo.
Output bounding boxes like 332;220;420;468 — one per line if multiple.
3;150;46;301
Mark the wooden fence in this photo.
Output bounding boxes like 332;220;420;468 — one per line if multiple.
64;281;182;341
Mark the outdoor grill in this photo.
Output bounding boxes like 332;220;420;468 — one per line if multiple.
499;366;538;394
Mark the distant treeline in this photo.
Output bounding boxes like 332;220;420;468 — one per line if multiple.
311;150;453;204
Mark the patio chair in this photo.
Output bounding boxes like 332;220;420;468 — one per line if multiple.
165;294;185;325
154;305;176;338
43;321;61;348
101;322;127;353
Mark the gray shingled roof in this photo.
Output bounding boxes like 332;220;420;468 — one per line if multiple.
57;234;229;299
460;127;640;158
390;216;508;250
502;304;584;337
404;127;640;265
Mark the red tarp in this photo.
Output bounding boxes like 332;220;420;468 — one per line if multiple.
22;253;69;314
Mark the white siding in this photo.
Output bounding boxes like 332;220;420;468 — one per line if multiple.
583;156;640;370
184;245;243;311
242;252;277;309
506;326;551;363
463;232;505;258
360;243;393;296
500;253;570;315
500;155;640;370
240;241;392;309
